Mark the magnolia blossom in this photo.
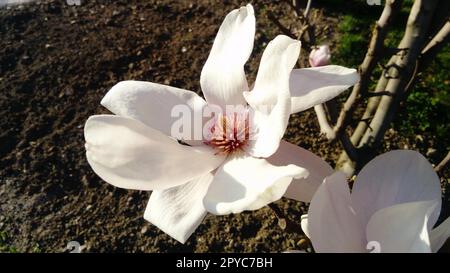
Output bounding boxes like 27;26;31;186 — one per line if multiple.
301;150;450;253
84;4;359;243
309;45;331;67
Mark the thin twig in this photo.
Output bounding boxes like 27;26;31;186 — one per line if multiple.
366;91;394;97
267;11;295;39
291;0;301;17
435;151;450;173
303;0;312;19
420;21;450;69
296;24;310;42
314;104;336;139
268;203;304;235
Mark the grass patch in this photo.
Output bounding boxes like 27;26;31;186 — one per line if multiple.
0;231;17;253
396;46;450;149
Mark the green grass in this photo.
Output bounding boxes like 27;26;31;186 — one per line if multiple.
397;46;450;149
0;231;17;253
334;15;372;67
0;231;43;253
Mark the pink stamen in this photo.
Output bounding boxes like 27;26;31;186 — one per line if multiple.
205;111;251;155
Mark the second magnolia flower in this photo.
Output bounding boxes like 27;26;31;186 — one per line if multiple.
84;4;359;243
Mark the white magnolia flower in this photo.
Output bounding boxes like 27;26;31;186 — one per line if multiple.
301;150;450;253
309;45;331;67
84;4;359;243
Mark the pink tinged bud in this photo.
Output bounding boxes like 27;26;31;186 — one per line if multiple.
309;45;331;67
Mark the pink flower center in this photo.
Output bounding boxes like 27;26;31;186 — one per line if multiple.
204;112;251;155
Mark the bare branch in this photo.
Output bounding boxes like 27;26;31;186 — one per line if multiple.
339;133;359;161
424;0;450;44
267;11;296;39
435;151;450;174
314;104;336;139
268;203;304;235
421;21;450;68
304;0;312;19
382;47;409;57
366;91;394;97
290;0;312;19
400;22;450;100
350;73;390;146
292;0;301;17
296;24;310;42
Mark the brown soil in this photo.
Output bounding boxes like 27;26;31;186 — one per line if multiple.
0;0;448;252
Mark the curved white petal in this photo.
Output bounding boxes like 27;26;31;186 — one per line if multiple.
245;99;291;158
430;217;450;253
267;140;334;202
84;115;225;191
200;4;255;108
300;214;310;239
290;65;359;114
144;172;214;244
366;200;439;253
308;171;366;253
244;35;301;158
203;154;309;215
351;150;442;231
244;35;301;109
100;81;207;143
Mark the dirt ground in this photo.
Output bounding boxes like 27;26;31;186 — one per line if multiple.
0;0;448;252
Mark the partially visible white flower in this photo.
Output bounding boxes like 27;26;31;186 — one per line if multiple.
301;150;450;253
309;45;331;67
84;4;359;243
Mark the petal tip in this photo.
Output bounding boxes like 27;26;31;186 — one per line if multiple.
100;81;128;107
144;205;189;244
245;3;254;15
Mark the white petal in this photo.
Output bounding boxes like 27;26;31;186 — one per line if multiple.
244;35;301;158
430;217;450;252
244;35;301;109
308;171;366;253
245;102;291;158
366;200;439;253
100;81;207;142
144;172;214;244
200;4;255;108
300;214;310;238
351;150;442;231
84;115;225;191
267;140;334;202
203;154;309;215
289;65;359;114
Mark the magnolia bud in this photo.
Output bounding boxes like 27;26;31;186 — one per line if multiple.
309;45;331;67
